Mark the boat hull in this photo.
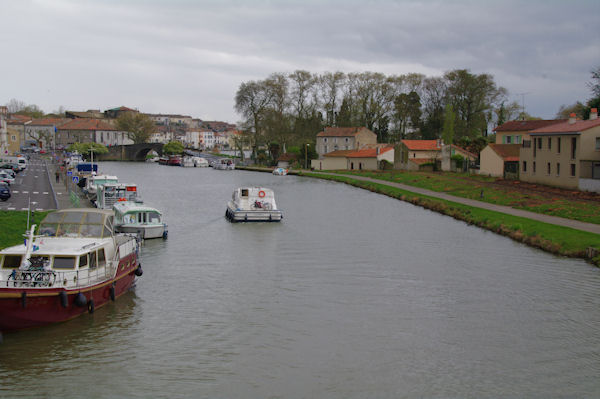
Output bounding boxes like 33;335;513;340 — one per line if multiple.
117;224;167;239
0;253;138;332
225;205;283;222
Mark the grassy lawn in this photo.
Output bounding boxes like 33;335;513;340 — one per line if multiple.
0;211;50;250
304;173;600;265
333;170;600;225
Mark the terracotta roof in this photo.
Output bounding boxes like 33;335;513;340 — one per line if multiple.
7;115;32;123
317;127;367;137
58;118;116;131
450;144;477;159
29;118;67;126
488;144;520;161
529;118;600;134
346;147;393;158
324;150;355;157
494;119;564;132
402;140;441;151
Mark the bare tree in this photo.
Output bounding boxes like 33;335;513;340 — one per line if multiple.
318;71;346;126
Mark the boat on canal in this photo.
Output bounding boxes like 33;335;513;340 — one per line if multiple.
213;158;235;170
113;202;168;239
0;208;142;332
225;187;283;222
84;174;119;199
273;167;288;175
95;183;142;209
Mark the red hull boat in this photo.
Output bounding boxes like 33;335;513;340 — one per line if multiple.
0;208;142;332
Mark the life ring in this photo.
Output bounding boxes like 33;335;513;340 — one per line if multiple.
117;197;126;202
258;190;266;198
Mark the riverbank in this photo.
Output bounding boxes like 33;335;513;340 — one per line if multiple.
237;166;600;266
0;210;51;250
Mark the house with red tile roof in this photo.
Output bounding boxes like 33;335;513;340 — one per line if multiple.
479;144;521;178
56;118;132;148
311;145;394;170
315;127;377;158
394;139;442;170
520;110;600;192
494;119;565;145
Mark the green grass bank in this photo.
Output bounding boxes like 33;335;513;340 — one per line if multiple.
0;210;51;250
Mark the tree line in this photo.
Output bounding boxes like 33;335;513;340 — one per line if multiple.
235;69;520;154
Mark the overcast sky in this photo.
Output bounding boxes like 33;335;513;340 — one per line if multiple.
1;0;598;123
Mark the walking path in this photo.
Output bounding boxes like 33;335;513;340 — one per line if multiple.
310;172;600;235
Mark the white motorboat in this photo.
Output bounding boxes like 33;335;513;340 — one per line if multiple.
213;158;235;170
84;174;119;199
113;202;168;239
225;187;283;222
273;167;288;175
192;157;209;167
0;208;142;332
95;183;142;209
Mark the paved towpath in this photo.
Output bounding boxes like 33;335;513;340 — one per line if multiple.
309;172;600;235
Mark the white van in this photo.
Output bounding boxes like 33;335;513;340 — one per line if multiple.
0;156;28;171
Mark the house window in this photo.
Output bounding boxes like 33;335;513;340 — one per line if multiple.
547;162;551;175
556;163;560;176
558;137;561;153
538;138;542;149
516;135;521;144
533;138;537;157
593;162;600;179
324;138;328;143
596;137;600;150
11;135;16;141
571;137;577;159
334;138;337;143
506;135;512;144
533;161;536;174
547;137;551;150
570;163;576;177
324;145;328;153
345;138;349;143
522;161;527;172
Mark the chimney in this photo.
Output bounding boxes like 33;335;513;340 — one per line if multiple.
590;108;598;121
569;113;576;124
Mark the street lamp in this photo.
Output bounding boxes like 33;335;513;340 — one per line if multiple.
305;143;310;169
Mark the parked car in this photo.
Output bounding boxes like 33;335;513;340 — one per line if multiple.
1;168;16;178
0;163;20;173
0;171;15;185
0;182;10;201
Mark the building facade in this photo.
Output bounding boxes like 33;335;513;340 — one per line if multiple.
315;127;377;157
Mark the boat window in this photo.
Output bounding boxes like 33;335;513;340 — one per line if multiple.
56;223;80;237
53;256;76;269
39;223;57;236
44;212;64;223
137;213;142;223
143;213;147;223
29;255;50;269
90;251;97;269
79;253;88;268
241;189;249;197
97;248;106;267
124;214;135;224
85;212;104;224
80;224;102;238
63;212;84;223
148;212;161;223
2;255;22;269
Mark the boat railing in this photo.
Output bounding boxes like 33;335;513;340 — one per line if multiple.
2;260;119;289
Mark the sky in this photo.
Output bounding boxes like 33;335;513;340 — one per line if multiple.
1;0;599;124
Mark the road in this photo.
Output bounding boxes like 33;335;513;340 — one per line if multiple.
0;155;57;211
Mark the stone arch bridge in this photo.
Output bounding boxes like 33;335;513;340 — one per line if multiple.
96;143;163;162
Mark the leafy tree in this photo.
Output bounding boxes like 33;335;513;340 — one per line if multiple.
442;103;455;145
394;91;421;140
163;141;184;155
445;69;506;139
588;66;600;98
235;80;274;158
67;142;108;160
319;71;346;126
420;77;447;140
116;112;154;144
556;102;587;119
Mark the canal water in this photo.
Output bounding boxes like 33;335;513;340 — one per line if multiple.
1;162;599;398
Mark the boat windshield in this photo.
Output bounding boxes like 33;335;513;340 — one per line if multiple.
39;210;113;238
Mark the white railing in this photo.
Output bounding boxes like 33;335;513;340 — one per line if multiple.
2;260;119;289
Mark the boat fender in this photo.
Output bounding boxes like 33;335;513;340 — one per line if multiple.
162;229;168;239
109;285;116;301
21;292;27;309
88;299;95;314
134;265;143;276
74;292;87;307
59;291;68;308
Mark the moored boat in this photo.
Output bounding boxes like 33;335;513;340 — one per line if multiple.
95;183;142;209
113;202;168;239
273;167;288;175
213;158;235;170
225;187;283;222
84;174;119;199
0;208;142;332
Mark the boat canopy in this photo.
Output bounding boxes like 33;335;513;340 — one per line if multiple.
38;209;114;239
